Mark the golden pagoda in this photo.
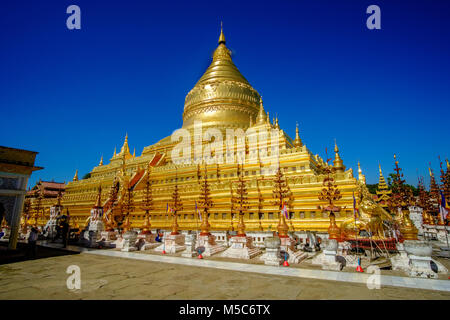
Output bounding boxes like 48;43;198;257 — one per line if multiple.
376;164;391;208
59;26;362;234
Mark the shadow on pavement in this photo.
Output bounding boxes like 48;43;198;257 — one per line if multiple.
0;241;79;265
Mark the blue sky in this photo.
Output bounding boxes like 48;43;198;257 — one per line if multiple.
1;0;449;188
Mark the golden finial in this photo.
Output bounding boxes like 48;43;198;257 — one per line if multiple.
119;133;132;159
379;163;382;174
358;161;366;184
428;165;433;177
334;139;339;153
133;148;136;158
218;21;226;44
266;111;270;124
446;159;449;171
113;146;117;157
275;116;280;129
73;169;78;181
99;155;103;166
394;154;398;165
294;122;302;148
332;140;345;173
256;97;267;125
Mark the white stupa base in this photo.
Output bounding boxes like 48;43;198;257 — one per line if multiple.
197;234;226;257
220;236;261;260
154;233;185;254
279;237;308;264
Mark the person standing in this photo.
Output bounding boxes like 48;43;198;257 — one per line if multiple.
60;217;69;248
27;227;38;259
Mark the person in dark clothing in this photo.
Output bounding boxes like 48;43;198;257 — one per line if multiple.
59;217;69;248
27;227;38;259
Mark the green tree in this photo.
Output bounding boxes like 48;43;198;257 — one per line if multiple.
366;184;379;194
387;173;418;197
82;172;91;180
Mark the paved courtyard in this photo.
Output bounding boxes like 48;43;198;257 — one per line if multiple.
1;252;450;300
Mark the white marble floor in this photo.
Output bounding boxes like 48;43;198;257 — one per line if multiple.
75;247;450;293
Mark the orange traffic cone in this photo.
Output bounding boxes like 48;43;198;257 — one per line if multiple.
356;258;363;272
198;254;203;259
283;260;289;267
162;250;166;254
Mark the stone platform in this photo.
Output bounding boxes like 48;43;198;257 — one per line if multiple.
154;233;185;254
197;234;226;257
220;235;261;259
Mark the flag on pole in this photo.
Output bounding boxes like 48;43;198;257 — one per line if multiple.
281;203;289;219
440;190;448;221
195;201;202;221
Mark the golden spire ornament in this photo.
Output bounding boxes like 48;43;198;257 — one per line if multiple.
376;164;391;208
332;140;345;173
357;161;366;184
293;122;302;148
272;165;290;237
318;164;342;240
388;154;417;240
140;164;154;234
218;21;226;44
417;176;431;225
199;164;213;235
275;115;280;129
428;164;443;225
120;183;134;233
256;97;267;125
439;157;450;209
170;171;183;235
73;169;78;181
233;164;249;236
99;155;103;166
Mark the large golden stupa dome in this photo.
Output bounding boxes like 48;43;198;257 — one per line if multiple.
182;26;261;130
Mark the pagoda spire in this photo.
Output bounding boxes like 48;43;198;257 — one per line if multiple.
170;170;182;235
376;164;391;208
332;140;345;173
233;164;249;236
417;176;432;225
120;133;131;156
113;146;116;157
429;164;440;203
266;111;270;125
256;97;267;125
428;164;443;225
293;122;303;148
133;148;136;158
275;115;280;129
357;161;366;184
73;169;78;181
318;165;342;240
140;163;154;234
199;164;213;235
272;165;290;237
388;154;418;239
439;157;450;204
218;21;226;44
99;155;103;166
